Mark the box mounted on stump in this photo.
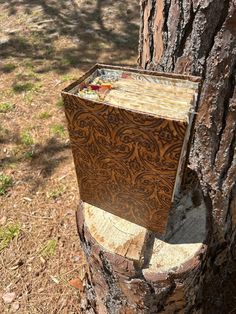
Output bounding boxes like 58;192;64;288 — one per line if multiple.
61;64;201;234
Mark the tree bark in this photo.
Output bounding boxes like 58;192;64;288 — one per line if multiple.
139;0;236;312
73;1;236;313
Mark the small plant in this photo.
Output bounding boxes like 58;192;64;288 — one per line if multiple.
20;131;34;146
25;61;34;70
40;239;57;258
0;174;13;195
50;124;65;137
63;55;78;66
56;99;64;108
2;63;16;73
0;103;14;113
24;151;34;159
0;224;20;252
61;74;77;82
12;82;35;93
38;111;52;119
47;185;66;199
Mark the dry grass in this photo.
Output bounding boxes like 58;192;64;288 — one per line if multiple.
0;0;139;313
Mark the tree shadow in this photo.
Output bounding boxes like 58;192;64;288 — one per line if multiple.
30;137;69;178
0;130;70;191
0;0;140;73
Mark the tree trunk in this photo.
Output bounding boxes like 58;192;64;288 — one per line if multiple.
139;0;236;312
73;1;236;313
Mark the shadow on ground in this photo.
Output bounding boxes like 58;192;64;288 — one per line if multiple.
0;0;140;73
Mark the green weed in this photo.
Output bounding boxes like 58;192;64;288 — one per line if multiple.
56;99;64;108
2;63;16;73
38;111;52;119
25;61;34;70
0;174;13;195
0;224;20;252
24;151;34;159
0;103;14;113
47;185;66;199
61;74;77;82
40;239;57;258
20;131;34;146
12;82;35;93
50;124;65;137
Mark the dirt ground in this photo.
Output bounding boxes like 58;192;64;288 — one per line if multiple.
0;1;139;312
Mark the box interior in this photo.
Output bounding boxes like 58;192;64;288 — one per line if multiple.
68;67;199;122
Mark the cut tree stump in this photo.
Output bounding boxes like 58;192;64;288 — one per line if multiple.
77;171;207;314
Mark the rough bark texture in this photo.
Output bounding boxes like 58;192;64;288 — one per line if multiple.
74;1;236;313
139;0;236;313
77;198;206;314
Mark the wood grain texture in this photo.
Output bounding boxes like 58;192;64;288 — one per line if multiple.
62;65;199;234
84;202;147;261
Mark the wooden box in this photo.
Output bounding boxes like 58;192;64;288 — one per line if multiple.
61;64;200;234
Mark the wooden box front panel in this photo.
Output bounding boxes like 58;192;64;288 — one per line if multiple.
62;93;187;233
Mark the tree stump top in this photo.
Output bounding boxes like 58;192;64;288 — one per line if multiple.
82;181;206;281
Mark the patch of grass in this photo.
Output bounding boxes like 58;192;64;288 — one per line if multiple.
25;61;34;70
20;131;34;146
61;74;77;82
61;55;78;67
0;103;14;113
15;36;30;50
0;224;20;252
24;151;34;159
56;99;64;108
0;174;13;195
38;111;52;119
50;124;65;137
17;71;40;81
40;239;57;258
12;82;35;93
24;92;34;104
2;63;16;73
47;185;66;199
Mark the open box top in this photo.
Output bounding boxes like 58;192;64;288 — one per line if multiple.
62;64;201;123
62;64;201;233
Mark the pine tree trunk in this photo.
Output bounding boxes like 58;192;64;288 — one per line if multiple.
139;0;236;312
75;1;236;313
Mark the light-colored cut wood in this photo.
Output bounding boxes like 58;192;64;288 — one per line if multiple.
84;185;206;275
84;202;147;261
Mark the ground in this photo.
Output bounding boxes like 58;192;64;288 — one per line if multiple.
0;1;139;312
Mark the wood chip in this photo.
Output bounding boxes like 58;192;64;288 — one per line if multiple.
2;292;16;304
68;278;83;290
50;276;59;284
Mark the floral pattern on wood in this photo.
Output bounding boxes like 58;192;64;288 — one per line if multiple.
62;93;187;233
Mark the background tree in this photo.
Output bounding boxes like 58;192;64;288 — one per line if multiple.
139;0;236;312
78;1;236;313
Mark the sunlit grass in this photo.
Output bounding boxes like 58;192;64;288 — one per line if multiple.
20;130;34;146
0;224;20;252
50;124;66;137
0;174;13;195
0;103;14;113
40;239;57;258
38;111;52;119
47;185;66;199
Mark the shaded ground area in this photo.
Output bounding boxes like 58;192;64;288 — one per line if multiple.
0;0;139;312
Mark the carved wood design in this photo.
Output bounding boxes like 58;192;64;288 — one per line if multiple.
63;99;187;233
62;65;199;233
